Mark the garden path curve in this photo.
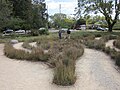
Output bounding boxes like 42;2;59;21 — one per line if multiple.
0;43;120;90
106;40;120;51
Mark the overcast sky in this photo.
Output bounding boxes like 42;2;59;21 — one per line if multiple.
46;0;77;16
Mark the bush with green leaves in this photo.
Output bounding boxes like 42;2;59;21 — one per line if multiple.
39;28;49;35
31;29;39;36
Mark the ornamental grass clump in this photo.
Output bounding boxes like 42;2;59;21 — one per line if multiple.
4;43;30;60
53;54;76;86
22;41;35;50
85;39;105;50
53;44;84;86
31;47;49;62
113;37;120;49
4;43;49;62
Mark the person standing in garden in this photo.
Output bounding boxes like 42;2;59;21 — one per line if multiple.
58;30;62;39
67;28;71;39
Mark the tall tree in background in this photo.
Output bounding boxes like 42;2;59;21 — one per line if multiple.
32;0;47;29
0;0;12;31
50;13;67;28
50;13;74;29
0;0;48;30
78;0;120;32
9;0;32;23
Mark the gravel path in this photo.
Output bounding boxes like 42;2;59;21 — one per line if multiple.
0;43;120;90
0;44;53;90
29;42;37;47
13;42;31;52
76;48;120;90
106;40;120;51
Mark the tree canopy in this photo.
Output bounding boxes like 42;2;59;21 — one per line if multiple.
0;0;12;31
77;0;120;32
0;0;47;31
50;13;75;29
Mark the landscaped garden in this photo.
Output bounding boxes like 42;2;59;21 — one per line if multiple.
2;31;120;86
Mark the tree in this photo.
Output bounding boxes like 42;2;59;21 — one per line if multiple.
32;0;47;29
84;15;92;29
9;0;33;26
78;0;120;32
50;13;67;28
75;18;86;28
0;0;12;31
50;13;74;28
6;17;25;30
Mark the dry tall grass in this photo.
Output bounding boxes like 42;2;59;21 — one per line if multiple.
113;37;120;49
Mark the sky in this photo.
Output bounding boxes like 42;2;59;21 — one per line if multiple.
46;0;77;16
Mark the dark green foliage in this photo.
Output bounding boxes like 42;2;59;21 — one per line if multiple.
0;0;12;31
9;0;33;23
94;33;102;37
39;28;49;35
6;17;25;30
76;18;86;27
32;2;47;29
31;29;39;36
4;0;47;30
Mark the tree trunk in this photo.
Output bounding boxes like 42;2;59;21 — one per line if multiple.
108;24;113;32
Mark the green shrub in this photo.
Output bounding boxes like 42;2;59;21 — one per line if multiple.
94;33;102;37
109;35;117;40
31;29;39;36
39;28;49;35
